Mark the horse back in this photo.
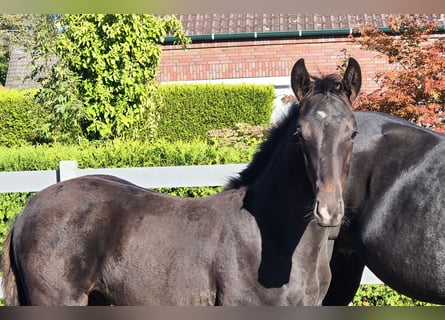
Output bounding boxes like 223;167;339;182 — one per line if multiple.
345;111;444;216
7;175;242;305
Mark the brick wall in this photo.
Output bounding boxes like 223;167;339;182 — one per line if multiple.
158;36;390;93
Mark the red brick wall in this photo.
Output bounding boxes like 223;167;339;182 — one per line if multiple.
158;36;391;93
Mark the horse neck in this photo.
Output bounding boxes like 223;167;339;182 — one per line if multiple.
247;147;319;289
232;109;315;223
244;143;314;222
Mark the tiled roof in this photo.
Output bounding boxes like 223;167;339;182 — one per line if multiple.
5;14;445;89
5;48;37;89
5;48;58;89
176;13;444;35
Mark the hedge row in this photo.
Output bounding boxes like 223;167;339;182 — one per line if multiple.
0;84;275;146
0;139;255;172
157;84;274;142
0;89;42;146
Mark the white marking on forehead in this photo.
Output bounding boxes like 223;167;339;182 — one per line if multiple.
316;111;327;119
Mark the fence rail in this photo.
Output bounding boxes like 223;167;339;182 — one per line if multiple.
0;160;249;192
0;161;382;299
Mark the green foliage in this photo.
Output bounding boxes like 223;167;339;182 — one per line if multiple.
157;84;274;142
0;192;33;250
0;89;44;146
209;123;268;150
156;186;223;198
0;14;40;57
0;55;7;86
34;14;190;143
33;64;84;143
0;84;275;146
0;140;255;172
351;284;438;306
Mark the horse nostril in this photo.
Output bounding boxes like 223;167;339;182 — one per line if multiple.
338;200;344;215
314;200;321;217
314;201;330;223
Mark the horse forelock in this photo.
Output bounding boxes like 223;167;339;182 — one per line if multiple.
311;74;342;94
297;74;353;117
307;75;348;107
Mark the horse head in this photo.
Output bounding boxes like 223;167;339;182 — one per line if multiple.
291;58;361;227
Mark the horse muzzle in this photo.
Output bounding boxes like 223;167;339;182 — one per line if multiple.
313;192;344;227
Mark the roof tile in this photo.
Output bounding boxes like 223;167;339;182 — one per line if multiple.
5;14;445;89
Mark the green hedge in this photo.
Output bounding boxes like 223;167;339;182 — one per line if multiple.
0;139;254;172
158;84;274;142
0;89;41;146
0;84;275;145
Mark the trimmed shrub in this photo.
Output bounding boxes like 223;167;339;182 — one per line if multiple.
0;89;42;146
157;84;274;142
0;139;255;172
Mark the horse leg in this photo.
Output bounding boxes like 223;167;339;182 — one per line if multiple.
15;257;104;306
322;250;364;305
4;235;90;305
24;284;89;306
26;272;114;306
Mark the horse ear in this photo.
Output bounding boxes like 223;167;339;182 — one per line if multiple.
291;58;311;102
342;57;362;103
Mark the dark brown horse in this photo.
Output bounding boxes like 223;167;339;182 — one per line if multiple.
2;58;361;306
323;111;445;305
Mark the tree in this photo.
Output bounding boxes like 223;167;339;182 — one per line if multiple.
353;15;445;133
34;14;190;143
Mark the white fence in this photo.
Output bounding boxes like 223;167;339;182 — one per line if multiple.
0;160;249;192
0;161;382;299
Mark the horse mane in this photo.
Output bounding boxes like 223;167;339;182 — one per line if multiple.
227;73;342;189
227;104;300;189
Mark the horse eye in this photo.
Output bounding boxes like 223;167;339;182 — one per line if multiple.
351;130;358;140
293;127;305;143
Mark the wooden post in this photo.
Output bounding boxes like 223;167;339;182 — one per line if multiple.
58;160;79;182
